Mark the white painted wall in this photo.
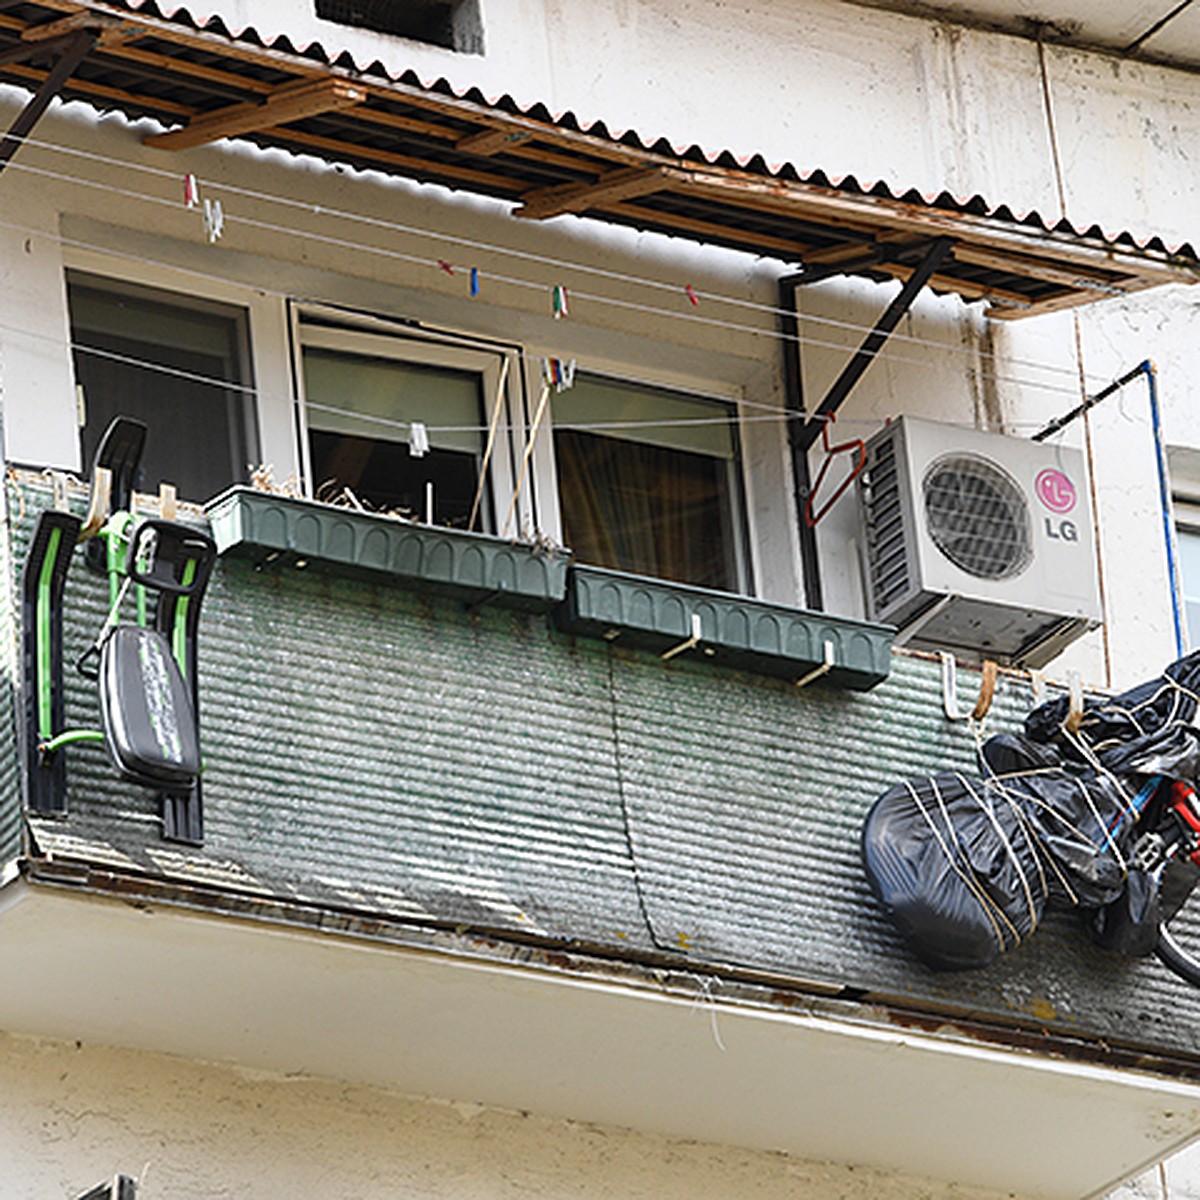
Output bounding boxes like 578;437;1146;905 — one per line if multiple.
0;1031;1022;1200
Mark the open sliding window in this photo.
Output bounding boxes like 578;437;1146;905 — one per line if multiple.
298;321;513;531
67;273;257;503
553;375;748;593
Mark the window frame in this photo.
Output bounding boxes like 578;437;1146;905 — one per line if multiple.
291;306;520;534
64;269;260;504
60;247;288;488
313;0;484;54
1174;497;1200;650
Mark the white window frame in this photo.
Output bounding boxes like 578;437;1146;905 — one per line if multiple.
291;304;520;533
60;246;292;486
1174;497;1200;651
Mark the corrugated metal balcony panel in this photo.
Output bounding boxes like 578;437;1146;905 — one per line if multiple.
10;494;651;948
606;645;1200;1050
0;487;22;867
12;485;1200;1057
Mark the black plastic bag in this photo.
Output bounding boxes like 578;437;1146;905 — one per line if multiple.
1087;869;1160;957
1025;649;1200;753
862;771;1047;970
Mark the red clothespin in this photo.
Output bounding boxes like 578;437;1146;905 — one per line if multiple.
437;259;456;275
685;284;699;306
183;173;200;209
803;414;866;528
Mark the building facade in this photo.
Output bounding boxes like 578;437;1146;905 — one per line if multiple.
1;1;1200;1196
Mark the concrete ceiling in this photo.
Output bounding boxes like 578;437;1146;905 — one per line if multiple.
844;1;1200;70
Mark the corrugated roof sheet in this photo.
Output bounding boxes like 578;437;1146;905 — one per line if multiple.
0;0;1195;315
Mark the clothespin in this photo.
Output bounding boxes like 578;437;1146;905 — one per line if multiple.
183;173;200;209
203;197;224;243
409;421;430;458
685;284;699;306
437;259;455;275
469;267;480;297
542;357;577;393
552;285;569;319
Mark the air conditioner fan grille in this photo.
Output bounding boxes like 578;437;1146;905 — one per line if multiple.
922;455;1031;580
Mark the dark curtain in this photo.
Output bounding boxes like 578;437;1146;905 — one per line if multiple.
555;429;737;591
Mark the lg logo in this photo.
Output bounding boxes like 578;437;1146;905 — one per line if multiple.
1035;468;1076;513
1035;468;1080;542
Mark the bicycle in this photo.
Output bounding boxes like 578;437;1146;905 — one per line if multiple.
862;650;1200;986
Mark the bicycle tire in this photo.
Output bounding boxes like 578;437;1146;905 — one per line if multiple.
1157;921;1200;986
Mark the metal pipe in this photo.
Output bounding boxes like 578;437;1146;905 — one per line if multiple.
1142;360;1186;656
777;274;823;610
1033;359;1185;658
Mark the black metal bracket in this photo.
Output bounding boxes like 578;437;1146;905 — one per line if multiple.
779;236;956;610
153;528;217;847
0;28;97;176
796;237;956;452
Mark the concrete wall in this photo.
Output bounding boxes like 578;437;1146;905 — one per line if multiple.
0;1031;1016;1200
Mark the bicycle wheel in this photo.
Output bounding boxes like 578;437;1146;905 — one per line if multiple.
1155;857;1200;986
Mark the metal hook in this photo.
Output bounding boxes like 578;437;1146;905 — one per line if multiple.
941;653;999;722
1065;670;1085;733
795;640;836;689
661;613;703;662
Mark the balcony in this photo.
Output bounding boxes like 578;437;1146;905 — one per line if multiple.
3;478;1200;1198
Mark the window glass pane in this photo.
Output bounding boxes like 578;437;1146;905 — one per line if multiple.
68;277;253;503
553;374;734;459
302;345;487;528
553;377;742;592
1177;523;1200;648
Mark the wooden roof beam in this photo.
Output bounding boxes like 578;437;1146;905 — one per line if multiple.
515;166;671;220
455;126;532;156
22;11;145;48
674;165;1193;285
144;76;367;152
950;243;1129;296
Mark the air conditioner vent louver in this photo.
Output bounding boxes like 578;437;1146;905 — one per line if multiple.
922;454;1032;581
862;436;910;613
856;416;1100;668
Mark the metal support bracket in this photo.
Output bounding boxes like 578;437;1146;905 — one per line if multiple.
795;640;836;689
797;236;956;453
780;238;956;611
0;28;97;176
661;613;703;661
940;653;1000;722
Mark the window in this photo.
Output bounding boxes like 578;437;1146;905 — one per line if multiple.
67;274;256;503
552;375;747;593
1177;515;1200;648
298;322;509;531
314;0;483;53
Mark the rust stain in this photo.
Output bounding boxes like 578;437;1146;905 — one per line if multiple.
1025;996;1059;1023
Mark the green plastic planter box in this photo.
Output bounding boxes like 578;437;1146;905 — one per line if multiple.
558;564;893;689
205;487;570;611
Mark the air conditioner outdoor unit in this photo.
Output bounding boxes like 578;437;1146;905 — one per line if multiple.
857;415;1100;668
